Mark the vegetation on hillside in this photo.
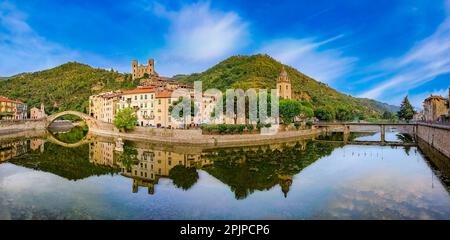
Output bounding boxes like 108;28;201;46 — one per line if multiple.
175;54;398;120
0;62;137;114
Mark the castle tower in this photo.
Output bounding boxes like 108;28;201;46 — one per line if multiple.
132;59;157;80
276;66;292;99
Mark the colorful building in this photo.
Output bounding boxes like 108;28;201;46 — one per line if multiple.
118;87;156;127
423;95;449;122
89;92;121;123
0;96;27;120
155;91;179;128
30;103;46;120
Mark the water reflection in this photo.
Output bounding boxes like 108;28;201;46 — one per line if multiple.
0;131;450;219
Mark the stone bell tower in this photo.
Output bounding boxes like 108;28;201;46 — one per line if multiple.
276;66;292;99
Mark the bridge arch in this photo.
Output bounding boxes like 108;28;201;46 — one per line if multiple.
46;133;95;148
46;111;99;130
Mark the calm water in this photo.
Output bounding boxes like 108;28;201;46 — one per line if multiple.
0;131;450;220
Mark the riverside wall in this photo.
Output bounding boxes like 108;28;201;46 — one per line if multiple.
415;123;450;159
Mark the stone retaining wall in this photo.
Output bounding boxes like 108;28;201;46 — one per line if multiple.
415;123;450;159
0;120;46;134
91;126;323;147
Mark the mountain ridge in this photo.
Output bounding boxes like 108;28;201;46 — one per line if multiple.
174;54;398;118
0;56;398;118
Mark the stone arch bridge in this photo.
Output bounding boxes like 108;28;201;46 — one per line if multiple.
46;111;101;130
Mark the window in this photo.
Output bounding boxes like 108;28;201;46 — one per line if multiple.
145;95;147;100
141;95;143;100
135;96;137;100
158;99;161;104
168;99;171;104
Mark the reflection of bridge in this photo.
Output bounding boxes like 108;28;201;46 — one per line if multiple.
46;133;95;148
315;140;416;147
46;111;100;130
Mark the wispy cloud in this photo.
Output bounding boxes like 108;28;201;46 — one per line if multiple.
152;1;249;76
257;36;357;83
359;0;450;102
0;2;79;76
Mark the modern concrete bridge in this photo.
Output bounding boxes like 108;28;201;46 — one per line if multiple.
314;122;418;143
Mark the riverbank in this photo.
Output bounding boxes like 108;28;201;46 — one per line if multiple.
91;126;325;147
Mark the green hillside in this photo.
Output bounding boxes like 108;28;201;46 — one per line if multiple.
0;62;137;114
175;54;398;119
0;55;397;119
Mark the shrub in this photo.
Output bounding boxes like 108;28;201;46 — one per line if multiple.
218;124;227;134
237;124;246;133
256;122;264;130
226;124;237;133
246;124;254;131
265;123;271;128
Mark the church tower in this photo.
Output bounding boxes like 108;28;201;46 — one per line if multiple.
276;66;292;99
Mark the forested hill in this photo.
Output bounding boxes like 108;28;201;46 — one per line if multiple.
0;62;136;113
0;55;398;118
174;54;398;118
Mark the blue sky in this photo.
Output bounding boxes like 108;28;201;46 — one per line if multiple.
1;0;449;108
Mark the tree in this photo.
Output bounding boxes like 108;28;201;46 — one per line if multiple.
382;111;395;120
335;106;353;121
315;106;335;121
113;108;138;131
397;96;415;121
279;99;302;124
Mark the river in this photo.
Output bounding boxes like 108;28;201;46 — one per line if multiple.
0;129;449;219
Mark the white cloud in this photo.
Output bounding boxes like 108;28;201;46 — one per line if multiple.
0;2;80;76
0;2;131;76
359;0;450;101
257;36;357;83
152;1;249;76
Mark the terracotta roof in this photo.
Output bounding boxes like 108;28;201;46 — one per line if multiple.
156;91;174;98
0;96;23;104
121;87;155;95
424;95;448;101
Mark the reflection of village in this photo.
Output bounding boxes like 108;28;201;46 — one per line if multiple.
0;138;44;162
3;135;449;199
89;140;212;194
88;140;302;197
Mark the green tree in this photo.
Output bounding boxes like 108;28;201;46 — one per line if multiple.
113;108;138;131
117;145;138;171
397;96;415;121
382;111;396;120
315;106;335;121
279;99;302;124
335;105;353;121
